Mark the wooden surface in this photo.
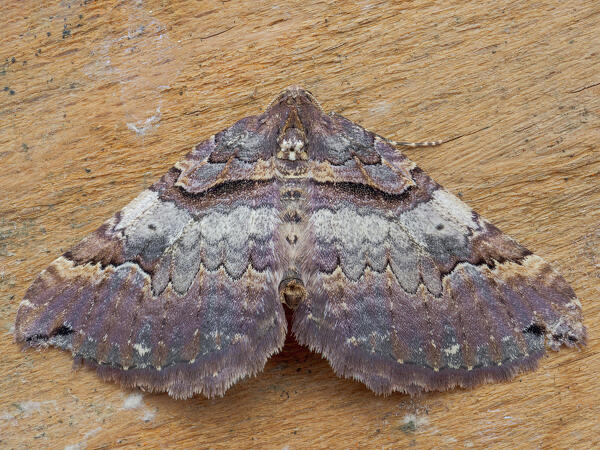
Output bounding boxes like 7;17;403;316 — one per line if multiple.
1;1;599;448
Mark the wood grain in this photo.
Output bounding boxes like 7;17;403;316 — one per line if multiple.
1;1;598;448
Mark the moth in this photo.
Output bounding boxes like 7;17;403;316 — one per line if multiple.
15;86;585;399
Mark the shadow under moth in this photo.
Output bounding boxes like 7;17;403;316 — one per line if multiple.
14;86;585;399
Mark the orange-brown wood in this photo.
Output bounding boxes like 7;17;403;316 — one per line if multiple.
1;1;598;447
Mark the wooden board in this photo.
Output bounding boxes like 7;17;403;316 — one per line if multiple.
1;1;599;447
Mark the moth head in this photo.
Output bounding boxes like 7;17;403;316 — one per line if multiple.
267;85;323;112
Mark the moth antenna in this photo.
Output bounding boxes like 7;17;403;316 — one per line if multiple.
392;125;492;148
390;139;445;148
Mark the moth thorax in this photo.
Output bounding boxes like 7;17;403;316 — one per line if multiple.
277;128;308;162
278;270;306;310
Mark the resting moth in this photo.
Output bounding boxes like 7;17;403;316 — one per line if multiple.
15;86;585;399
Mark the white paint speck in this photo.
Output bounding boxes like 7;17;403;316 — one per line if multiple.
141;408;156;422
0;412;15;421
14;400;57;418
371;100;391;114
122;393;144;410
403;413;429;428
64;426;102;450
121;393;157;422
127;107;161;135
17;401;43;417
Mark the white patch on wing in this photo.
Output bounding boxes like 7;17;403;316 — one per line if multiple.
124;200;193;260
443;343;460;356
19;299;36;309
399;199;468;244
133;343;151;356
431;189;478;228
116;190;159;231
